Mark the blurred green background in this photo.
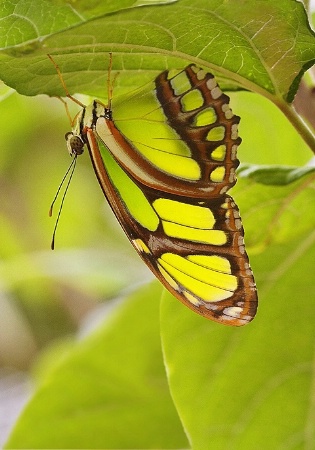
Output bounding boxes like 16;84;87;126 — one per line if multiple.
0;87;154;443
0;87;152;361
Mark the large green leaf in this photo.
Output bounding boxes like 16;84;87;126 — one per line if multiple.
233;171;315;251
0;0;175;48
5;282;188;449
161;231;315;449
232;91;313;167
0;0;314;102
238;164;315;186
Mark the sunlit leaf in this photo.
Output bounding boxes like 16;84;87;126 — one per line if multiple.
161;231;315;449
238;163;315;185
5;283;188;449
0;0;314;102
233;172;315;251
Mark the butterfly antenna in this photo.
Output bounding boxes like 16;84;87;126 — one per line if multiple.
50;155;77;250
49;157;76;217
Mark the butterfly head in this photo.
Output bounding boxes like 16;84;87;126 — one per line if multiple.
65;132;85;157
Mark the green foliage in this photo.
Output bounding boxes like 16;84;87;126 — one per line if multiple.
162;230;315;448
1;0;315;448
1;0;315;102
5;283;188;449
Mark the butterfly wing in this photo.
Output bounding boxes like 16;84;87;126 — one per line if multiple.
85;65;257;326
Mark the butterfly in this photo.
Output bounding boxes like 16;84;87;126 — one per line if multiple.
49;55;258;326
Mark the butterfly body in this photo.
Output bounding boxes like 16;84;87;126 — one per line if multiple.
65;64;257;326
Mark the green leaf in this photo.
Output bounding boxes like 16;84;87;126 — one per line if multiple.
238;163;315;185
0;0;82;48
232;172;315;251
231;91;312;167
0;0;176;49
161;231;315;449
5;282;188;449
0;0;314;103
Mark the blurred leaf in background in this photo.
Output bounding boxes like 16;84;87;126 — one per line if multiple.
1;0;315;448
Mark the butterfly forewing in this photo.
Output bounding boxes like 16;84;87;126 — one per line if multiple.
71;64;257;326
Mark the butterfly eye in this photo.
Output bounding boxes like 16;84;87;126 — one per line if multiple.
65;132;85;156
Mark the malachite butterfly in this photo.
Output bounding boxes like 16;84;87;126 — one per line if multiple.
49;54;258;326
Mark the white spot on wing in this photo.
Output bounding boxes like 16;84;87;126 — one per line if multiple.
196;69;206;80
231;144;238;160
222;104;233;119
229;168;236;183
231;124;239;140
224;306;243;318
235;219;242;230
211;87;222;99
219;186;229;194
206;78;217;90
233;209;240;219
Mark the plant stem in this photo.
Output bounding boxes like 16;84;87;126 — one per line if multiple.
277;101;315;156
